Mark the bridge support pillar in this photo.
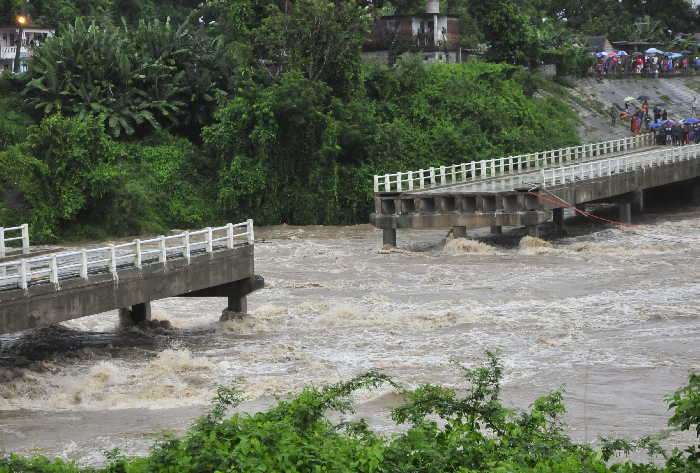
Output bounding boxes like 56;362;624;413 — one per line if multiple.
222;294;248;321
490;225;502;235
553;207;564;231
526;225;540;238
119;302;152;327
632;190;645;214
383;228;397;247
618;202;632;224
453;226;467;238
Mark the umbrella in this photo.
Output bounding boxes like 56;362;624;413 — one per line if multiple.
637;95;651;101
683;118;700;124
648;123;662;128
617;51;629;56
645;47;663;54
595;52;607;57
607;51;617;57
671;53;683;59
680;50;692;54
624;96;636;102
662;52;674;57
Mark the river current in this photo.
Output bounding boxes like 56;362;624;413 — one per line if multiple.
1;202;699;465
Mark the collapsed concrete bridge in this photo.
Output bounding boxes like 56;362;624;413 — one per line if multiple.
371;134;700;244
0;221;263;334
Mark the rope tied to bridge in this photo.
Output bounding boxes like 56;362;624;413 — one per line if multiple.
527;190;700;244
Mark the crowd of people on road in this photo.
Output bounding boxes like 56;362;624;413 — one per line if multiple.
609;97;700;145
594;48;700;78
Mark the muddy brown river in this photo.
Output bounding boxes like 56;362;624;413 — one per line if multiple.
1;202;699;465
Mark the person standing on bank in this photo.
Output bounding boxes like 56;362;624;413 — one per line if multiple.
610;105;617;127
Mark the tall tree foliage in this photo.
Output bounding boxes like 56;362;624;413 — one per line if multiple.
468;0;542;66
23;18;231;138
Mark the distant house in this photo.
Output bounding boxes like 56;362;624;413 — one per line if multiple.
0;26;54;73
362;0;461;66
584;36;614;53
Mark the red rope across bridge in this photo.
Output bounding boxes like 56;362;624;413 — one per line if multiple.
526;191;699;243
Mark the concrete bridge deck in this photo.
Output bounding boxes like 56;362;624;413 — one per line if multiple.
0;222;264;334
371;136;700;244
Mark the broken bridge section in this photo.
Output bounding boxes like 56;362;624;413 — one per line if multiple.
0;221;264;334
371;134;700;244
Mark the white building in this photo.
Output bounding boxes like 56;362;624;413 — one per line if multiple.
0;26;54;73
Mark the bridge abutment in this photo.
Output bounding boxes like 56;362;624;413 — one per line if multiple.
490;225;502;235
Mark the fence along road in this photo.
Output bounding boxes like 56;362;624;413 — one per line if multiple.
0;221;264;334
370;135;700;246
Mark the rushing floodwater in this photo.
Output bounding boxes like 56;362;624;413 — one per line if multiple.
0;202;699;465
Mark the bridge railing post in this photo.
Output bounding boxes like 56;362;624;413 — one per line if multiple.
247;219;255;245
110;245;118;280
80;250;88;279
0;227;4;259
207;227;213;253
227;223;234;249
135;240;142;269
50;255;59;289
184;232;190;263
21;224;29;252
159;236;167;265
19;260;27;290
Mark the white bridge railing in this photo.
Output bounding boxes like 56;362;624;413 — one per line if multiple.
373;134;654;193
539;143;700;188
0;224;29;258
0;221;254;292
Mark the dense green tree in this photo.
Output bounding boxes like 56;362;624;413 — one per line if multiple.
23;17;231;138
469;0;542;66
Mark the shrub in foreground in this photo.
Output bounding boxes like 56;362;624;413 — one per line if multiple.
1;353;698;473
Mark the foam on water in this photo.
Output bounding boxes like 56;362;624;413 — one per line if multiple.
518;236;554;254
444;237;498;255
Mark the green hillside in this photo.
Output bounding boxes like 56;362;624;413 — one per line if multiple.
0;0;699;241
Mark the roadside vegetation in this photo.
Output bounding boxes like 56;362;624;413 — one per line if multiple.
1;353;698;473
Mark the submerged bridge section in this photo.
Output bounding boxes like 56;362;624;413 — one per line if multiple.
371;134;700;244
0;221;264;334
